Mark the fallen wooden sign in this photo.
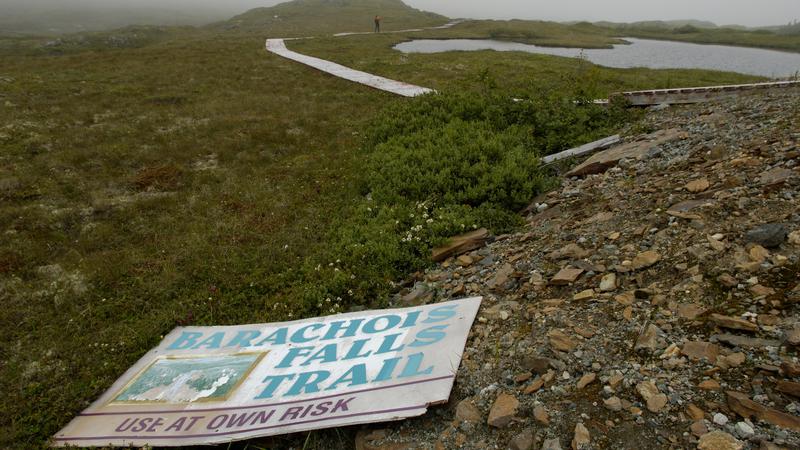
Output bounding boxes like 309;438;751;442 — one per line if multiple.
53;298;482;447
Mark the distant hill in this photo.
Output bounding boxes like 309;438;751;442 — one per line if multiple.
222;0;448;36
590;17;800;54
0;4;227;36
776;22;800;35
593;19;718;30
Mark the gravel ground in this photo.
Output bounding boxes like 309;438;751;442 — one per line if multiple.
357;90;800;450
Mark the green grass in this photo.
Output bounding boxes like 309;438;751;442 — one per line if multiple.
0;31;397;448
0;2;775;448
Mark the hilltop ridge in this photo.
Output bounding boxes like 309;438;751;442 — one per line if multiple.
223;0;448;36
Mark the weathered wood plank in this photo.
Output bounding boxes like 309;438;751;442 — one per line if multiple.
541;135;621;164
611;80;800;106
266;39;434;97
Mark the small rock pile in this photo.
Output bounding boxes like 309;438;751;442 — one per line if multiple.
360;90;800;450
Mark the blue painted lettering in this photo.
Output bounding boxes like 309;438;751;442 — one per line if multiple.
290;324;325;343
253;327;288;346
409;325;449;347
286;371;331;396
422;305;458;323
326;364;368;390
166;331;203;350
398;352;434;378
255;374;295;399
225;330;261;348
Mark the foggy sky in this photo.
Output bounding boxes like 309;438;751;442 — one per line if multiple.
3;0;799;27
406;0;800;27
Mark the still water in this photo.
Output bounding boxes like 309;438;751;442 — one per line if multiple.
394;38;800;78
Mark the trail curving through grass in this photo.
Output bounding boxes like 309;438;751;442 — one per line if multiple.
265;21;460;97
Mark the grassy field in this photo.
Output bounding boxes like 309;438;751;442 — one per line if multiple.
0;2;771;449
0;30;398;448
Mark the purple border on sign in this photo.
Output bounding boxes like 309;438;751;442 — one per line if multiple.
54;374;456;442
53;404;427;441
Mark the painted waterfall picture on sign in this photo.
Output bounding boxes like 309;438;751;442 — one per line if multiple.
113;353;266;404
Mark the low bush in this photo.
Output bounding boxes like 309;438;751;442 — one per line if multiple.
286;86;634;312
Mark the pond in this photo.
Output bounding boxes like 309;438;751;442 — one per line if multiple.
393;38;800;78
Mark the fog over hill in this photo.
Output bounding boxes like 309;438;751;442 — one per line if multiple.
0;0;285;34
408;0;800;28
2;0;799;35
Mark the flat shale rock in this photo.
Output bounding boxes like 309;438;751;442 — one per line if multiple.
566;128;683;177
599;273;617;292
455;399;482;424
710;314;759;332
776;380;800;398
487;393;519;428
759;167;796;188
785;328;800;346
690;420;708;437
548;329;577;352
509;429;534;450
668;198;714;214
522;357;552;374
631;250;661;270
682;341;721;361
604;396;623;411
727;391;800;431
571;423;591;450
744;223;787;248
686;178;711;193
533;405;550;424
488;263;514;290
678;303;707;320
637;380;668;412
576;372;596;389
713;334;781;349
697;431;744;450
431;228;489;262
550;266;584;285
541;439;563;450
547;243;590;260
635;324;665;353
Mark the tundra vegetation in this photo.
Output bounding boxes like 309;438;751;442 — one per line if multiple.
0;0;767;448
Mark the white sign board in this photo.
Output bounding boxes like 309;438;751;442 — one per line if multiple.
53;297;482;447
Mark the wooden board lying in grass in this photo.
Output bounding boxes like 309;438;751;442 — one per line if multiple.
541;135;621;164
266;38;434;97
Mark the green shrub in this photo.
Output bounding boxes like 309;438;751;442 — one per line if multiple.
287;87;633;310
366;120;550;209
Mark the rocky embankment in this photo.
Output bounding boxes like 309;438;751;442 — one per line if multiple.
358;90;800;450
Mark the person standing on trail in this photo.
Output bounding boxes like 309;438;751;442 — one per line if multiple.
374;15;382;33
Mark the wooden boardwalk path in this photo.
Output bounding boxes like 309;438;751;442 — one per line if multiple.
265;38;434;97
